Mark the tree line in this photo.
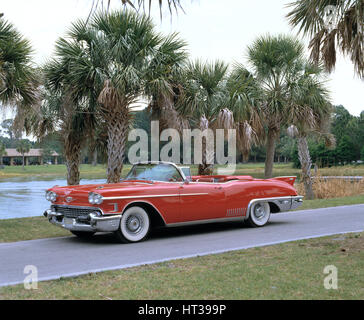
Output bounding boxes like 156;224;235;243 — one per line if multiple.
1;1;364;201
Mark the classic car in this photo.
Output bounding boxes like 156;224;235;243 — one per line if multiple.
43;161;303;243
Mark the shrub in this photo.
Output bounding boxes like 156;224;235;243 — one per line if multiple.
296;174;364;199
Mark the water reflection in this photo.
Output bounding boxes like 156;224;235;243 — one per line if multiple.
0;178;105;220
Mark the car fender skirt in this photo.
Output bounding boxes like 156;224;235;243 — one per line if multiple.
245;196;303;219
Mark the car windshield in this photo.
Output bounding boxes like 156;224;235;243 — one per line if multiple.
124;163;184;182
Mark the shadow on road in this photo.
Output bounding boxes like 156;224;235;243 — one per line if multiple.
64;218;292;245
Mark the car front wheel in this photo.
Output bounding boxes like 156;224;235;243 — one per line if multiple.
114;206;151;243
246;202;271;227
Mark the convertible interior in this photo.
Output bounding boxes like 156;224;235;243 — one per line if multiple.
191;175;254;183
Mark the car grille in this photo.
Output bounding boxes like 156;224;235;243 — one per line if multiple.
51;205;101;218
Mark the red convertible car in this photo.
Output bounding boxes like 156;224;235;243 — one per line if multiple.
44;161;303;243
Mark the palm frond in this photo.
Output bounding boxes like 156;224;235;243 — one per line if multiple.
0;18;39;106
287;0;364;76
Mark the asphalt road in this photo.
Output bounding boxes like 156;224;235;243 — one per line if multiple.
1;204;364;287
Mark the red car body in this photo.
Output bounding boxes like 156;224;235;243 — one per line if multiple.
44;162;303;242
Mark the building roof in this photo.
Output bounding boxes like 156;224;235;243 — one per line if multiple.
4;149;59;157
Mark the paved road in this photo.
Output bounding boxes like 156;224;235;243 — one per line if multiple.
1;204;363;287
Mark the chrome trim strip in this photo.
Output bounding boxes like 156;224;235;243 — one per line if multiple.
89;213;121;221
51;204;104;215
166;216;244;227
102;193;208;200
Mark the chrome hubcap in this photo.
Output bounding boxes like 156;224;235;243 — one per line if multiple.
126;215;142;233
254;204;266;220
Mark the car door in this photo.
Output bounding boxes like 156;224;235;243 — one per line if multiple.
178;181;226;222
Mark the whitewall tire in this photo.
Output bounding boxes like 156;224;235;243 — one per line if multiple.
114;206;150;243
247;202;271;227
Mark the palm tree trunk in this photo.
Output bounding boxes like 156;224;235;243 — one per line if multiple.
22;155;25;170
106;111;129;183
198;140;214;175
92;149;97;166
64;136;81;185
264;128;278;178
297;135;314;200
198;116;214;175
98;81;131;183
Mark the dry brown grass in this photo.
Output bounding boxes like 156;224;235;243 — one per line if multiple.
296;174;364;199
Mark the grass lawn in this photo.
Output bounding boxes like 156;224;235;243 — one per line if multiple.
0;216;70;243
0;164;123;180
0;194;363;243
0;231;363;299
295;194;364;211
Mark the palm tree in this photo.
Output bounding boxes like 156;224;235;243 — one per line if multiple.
143;33;189;134
0;17;38;107
247;34;305;178
177;59;230;175
94;10;185;182
286;61;333;199
49;10;189;183
28;82;93;185
16;139;31;170
286;0;364;77
87;120;108;166
0;142;6;166
225;63;265;162
87;0;184;20
0;17;39;162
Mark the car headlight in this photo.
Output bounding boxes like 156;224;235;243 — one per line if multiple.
45;191;57;202
88;192;103;205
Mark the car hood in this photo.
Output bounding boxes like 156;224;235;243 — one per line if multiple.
48;180;159;207
49;180;159;194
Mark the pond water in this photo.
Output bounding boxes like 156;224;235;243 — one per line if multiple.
0;177;106;220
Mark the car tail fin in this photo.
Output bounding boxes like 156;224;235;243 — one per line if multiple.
271;176;297;186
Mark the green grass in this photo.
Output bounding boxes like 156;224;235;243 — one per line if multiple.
1;232;363;299
0;164;124;180
296;194;364;210
0;216;70;242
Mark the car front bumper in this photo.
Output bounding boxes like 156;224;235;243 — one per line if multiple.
44;209;121;232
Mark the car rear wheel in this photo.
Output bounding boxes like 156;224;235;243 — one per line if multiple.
114;206;150;243
246;202;271;227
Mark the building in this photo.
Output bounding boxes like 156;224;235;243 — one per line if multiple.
2;149;59;166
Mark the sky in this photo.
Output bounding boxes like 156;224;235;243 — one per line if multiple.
1;0;363;121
